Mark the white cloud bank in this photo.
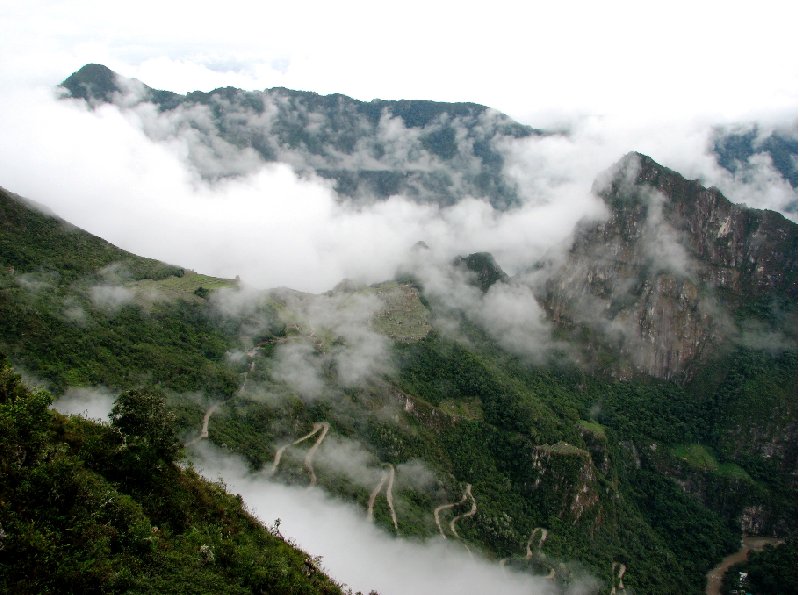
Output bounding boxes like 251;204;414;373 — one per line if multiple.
0;79;794;297
193;442;596;595
1;1;796;123
52;386;116;422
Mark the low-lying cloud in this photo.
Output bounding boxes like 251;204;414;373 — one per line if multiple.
193;441;594;595
89;284;136;310
52;386;116;422
0;79;794;302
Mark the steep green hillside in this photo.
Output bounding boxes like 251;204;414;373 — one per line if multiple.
0;360;342;594
0;187;239;395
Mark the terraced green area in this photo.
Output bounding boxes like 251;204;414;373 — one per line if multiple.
128;271;236;302
672;444;720;471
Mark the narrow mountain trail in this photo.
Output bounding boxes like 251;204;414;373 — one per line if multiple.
610;561;627;594
449;483;476;539
269;422;330;485
187;403;220;446
525;527;548;560
366;465;398;532
705;536;784;595
433;487;469;538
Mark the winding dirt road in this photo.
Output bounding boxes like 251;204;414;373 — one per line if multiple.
187;403;220;445
705;536;784;595
366;465;398;532
189;343;264;447
367;472;387;522
434;486;469;538
434;483;476;553
270;422;330;486
303;422;330;487
449;484;476;539
385;465;397;531
199;403;219;439
236;346;263;395
610;561;626;594
499;526;554;578
525;527;548;560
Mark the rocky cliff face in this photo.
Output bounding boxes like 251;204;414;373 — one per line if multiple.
544;152;797;380
530;442;600;521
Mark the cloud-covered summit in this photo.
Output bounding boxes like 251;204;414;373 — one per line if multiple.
1;64;795;295
61;63;544;210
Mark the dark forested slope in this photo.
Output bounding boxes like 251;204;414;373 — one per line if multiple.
0;360;342;594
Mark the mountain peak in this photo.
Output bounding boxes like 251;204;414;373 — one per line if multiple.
454;251;509;292
547;153;797;380
60;63;121;101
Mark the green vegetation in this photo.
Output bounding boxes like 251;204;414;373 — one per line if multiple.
0;188;240;395
672;444;719;471
438;397;484;420
0;360;342;594
722;539;798;595
671;442;753;482
577;419;607;440
0;184;796;593
130;270;235;302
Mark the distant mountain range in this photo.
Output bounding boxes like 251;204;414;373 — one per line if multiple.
60;64;798;216
61;64;542;209
713;125;798;190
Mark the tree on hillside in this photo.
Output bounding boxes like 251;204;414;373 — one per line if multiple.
110;387;181;466
0;358;53;476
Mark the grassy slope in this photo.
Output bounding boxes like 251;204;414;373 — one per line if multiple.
0;187;239;395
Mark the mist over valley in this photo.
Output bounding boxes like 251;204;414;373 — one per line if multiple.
0;7;797;592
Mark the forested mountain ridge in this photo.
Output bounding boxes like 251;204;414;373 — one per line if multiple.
60;64;798;217
0;359;343;593
0;185;240;395
60;64;542;209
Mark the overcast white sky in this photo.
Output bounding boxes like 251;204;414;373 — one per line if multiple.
1;0;797;123
0;0;796;290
